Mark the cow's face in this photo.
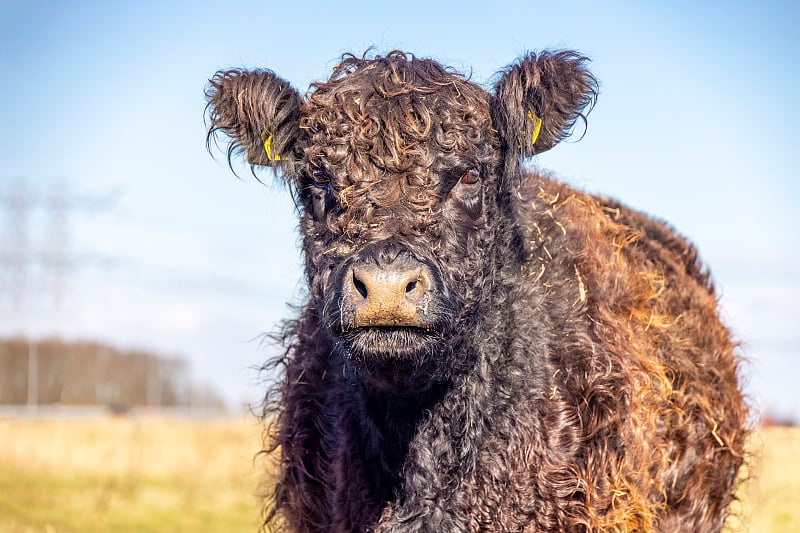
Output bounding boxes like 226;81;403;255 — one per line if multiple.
206;51;596;391
294;56;503;390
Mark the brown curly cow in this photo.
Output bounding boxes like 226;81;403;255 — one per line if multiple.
206;50;750;532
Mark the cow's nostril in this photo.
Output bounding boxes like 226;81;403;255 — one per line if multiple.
353;272;369;299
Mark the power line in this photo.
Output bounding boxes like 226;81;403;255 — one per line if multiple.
0;180;116;328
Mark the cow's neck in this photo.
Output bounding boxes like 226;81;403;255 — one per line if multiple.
358;380;450;445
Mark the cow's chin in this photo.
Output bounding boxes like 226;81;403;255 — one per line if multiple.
340;327;450;392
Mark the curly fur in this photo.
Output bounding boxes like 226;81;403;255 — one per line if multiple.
205;50;750;532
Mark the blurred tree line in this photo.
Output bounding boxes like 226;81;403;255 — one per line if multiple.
0;337;226;411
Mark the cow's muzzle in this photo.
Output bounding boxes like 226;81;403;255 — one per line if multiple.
324;241;457;389
333;241;446;333
347;261;431;327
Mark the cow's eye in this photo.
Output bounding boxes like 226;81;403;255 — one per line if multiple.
309;182;332;221
461;167;481;185
307;168;334;221
446;166;483;220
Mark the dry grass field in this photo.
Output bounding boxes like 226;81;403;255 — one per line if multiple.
738;426;800;532
0;415;267;532
0;416;797;532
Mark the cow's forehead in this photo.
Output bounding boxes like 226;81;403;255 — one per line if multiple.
299;56;496;179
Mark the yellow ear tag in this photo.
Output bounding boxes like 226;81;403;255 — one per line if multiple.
527;110;543;146
261;132;281;161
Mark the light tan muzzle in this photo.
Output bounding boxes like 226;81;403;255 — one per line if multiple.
347;265;431;327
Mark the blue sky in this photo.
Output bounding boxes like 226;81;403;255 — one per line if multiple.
1;1;798;417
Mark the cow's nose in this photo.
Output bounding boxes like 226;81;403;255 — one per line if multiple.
347;264;431;327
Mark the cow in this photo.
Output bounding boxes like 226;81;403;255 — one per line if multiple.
205;50;750;532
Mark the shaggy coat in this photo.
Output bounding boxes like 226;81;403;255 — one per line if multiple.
206;51;749;532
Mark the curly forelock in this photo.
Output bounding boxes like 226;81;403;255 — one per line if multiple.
302;51;497;174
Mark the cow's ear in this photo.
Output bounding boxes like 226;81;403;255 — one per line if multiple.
491;51;598;158
205;69;302;169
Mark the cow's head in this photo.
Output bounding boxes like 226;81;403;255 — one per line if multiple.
206;51;596;391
